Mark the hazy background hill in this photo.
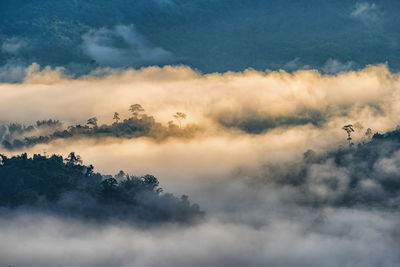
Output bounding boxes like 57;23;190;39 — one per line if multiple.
1;0;400;78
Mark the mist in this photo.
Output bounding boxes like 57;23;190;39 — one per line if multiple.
1;63;400;191
1;64;399;179
1;64;400;266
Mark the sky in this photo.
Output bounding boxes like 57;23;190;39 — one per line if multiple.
1;1;400;267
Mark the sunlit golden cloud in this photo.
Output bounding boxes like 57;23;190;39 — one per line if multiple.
1;63;400;185
1;63;398;126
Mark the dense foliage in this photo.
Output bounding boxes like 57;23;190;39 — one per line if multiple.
0;152;204;223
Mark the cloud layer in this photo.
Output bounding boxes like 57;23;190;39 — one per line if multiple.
0;201;399;267
0;64;399;182
351;2;380;24
1;64;400;266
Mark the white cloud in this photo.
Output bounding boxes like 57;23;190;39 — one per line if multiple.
322;59;355;75
351;2;379;24
82;25;173;67
0;207;398;267
1;37;27;54
0;62;27;83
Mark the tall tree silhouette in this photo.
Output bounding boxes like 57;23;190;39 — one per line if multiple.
365;128;372;139
342;124;354;146
87;117;98;128
65;152;82;165
129;104;145;118
113;112;120;123
173;112;187;128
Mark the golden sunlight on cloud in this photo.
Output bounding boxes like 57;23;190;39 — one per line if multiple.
1;64;399;186
0;64;397;126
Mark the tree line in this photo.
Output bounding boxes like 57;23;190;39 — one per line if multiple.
0;152;204;223
0;105;199;150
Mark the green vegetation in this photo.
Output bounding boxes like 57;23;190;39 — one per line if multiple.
0;152;204;223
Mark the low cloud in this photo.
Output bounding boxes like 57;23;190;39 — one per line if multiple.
0;61;27;83
81;25;173;67
351;2;380;25
1;37;27;54
282;58;311;71
322;59;355;75
0;199;398;267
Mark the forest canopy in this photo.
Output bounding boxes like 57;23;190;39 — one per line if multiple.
0;152;204;224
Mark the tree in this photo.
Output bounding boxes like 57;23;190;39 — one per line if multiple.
65;152;82;165
85;164;94;177
115;170;125;179
342;124;354;146
142;174;159;190
101;177;118;202
0;153;204;222
365;128;372;139
173;112;187;128
87;117;98;128
129;104;144;117
113;112;120;123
